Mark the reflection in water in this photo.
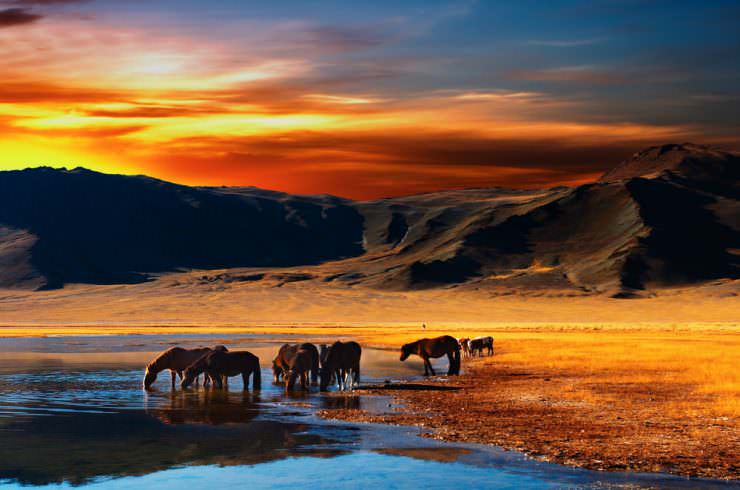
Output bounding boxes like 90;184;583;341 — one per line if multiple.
145;389;261;425
320;394;361;410
0;387;347;486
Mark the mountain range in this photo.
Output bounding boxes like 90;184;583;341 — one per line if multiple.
1;143;737;298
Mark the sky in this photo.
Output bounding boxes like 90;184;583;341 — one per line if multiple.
0;0;738;199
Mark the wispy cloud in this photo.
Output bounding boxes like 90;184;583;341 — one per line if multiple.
0;8;40;28
525;38;605;48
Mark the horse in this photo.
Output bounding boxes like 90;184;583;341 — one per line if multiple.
458;338;471;358
181;350;261;390
284;347;314;391
468;336;494;357
272;343;320;385
400;335;460;376
319;341;361;391
143;345;227;389
319;343;336;384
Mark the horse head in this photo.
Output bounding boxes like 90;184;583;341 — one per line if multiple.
400;343;413;361
143;363;159;389
180;366;198;389
284;369;298;391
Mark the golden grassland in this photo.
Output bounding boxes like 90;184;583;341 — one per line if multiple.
323;325;740;478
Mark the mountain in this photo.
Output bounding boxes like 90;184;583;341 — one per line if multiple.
0;167;363;289
0;143;737;297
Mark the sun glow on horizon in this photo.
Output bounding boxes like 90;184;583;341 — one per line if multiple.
0;2;736;198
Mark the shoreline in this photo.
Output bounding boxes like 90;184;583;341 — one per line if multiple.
318;363;740;480
318;328;740;481
1;324;737;480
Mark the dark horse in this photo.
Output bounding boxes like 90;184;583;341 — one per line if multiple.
143;345;227;389
400;335;460;376
320;341;361;391
284;347;314;391
181;350;261;390
468;336;494;357
272;343;320;385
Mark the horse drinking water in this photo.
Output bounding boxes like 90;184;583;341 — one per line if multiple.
272;343;320;386
143;346;227;389
400;335;460;376
181;350;261;390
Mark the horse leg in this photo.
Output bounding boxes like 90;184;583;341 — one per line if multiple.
170;370;176;389
448;350;460;375
344;369;352;392
311;354;319;386
242;372;249;389
424;357;436;376
252;366;261;390
353;363;360;388
212;371;223;389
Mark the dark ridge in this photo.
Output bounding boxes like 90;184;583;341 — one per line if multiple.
0;167;364;288
625;178;740;285
385;212;408;247
409;255;481;286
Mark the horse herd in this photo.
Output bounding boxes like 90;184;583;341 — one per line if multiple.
142;334;494;392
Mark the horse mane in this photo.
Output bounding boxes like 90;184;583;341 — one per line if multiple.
146;347;177;373
402;339;421;351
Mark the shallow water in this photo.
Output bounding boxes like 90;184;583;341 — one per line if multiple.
0;334;734;489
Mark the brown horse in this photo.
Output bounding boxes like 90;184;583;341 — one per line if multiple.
272;343;320;385
400;335;460;376
319;341;361;391
181;350;261;390
143;346;227;389
284;347;314;391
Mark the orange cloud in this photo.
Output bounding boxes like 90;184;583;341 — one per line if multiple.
0;13;732;199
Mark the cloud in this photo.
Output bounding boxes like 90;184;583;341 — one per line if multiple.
0;8;40;27
508;65;625;85
303;25;385;52
136;126;699;199
525;38;605;48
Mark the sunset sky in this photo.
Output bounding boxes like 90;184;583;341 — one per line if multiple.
1;0;738;199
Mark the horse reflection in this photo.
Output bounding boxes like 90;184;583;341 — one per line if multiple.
147;390;261;425
321;395;361;410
